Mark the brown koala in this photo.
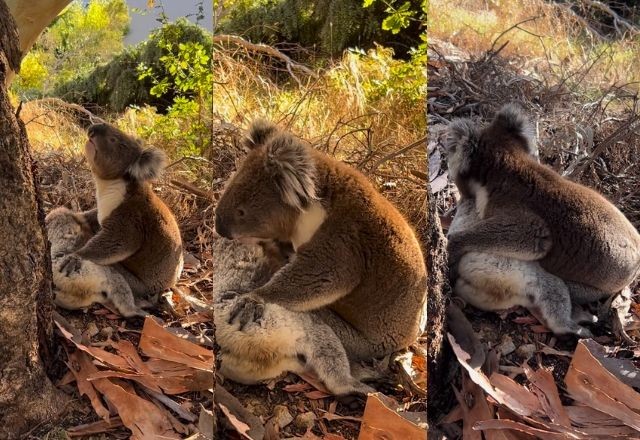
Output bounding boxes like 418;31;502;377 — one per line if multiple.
214;120;427;361
60;123;183;298
445;104;640;334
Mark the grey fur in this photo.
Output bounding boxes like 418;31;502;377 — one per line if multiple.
212;238;373;396
243;118;279;150
265;133;318;209
445;105;639;336
46;207;147;318
493;103;536;154
449;199;601;337
127;148;167;181
73;123;183;298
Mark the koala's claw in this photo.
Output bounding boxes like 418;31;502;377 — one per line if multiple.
228;295;265;330
60;254;83;276
219;290;241;302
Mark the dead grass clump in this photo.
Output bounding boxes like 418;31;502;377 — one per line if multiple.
428;38;640;226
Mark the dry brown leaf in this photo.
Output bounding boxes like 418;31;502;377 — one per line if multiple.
452;371;490;440
218;402;254;440
323;434;348;440
305;390;331;400
139;317;213;371
565;340;640;431
215;385;265;440
474;419;579;440
198;405;215;440
358;393;426;440
321;412;362;422
91;377;179;439
86;370;163;393
56;321;133;372
65;416;124;437
299;371;331;394
489;374;543;416
580;339;640;389
448;332;541;418
283;383;312;393
66;351;111;421
523;365;571;427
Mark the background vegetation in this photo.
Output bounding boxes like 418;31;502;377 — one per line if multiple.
15;0;427;233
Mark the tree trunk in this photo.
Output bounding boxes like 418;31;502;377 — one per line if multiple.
0;2;66;436
425;186;455;431
4;0;72;83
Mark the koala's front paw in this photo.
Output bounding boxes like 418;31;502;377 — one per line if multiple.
59;254;83;276
228;294;265;330
218;290;241;302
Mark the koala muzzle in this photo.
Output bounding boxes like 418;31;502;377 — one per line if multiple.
214;213;231;239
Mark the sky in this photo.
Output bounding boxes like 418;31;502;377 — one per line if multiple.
124;0;213;45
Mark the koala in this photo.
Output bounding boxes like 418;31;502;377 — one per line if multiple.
212;237;374;396
445;104;640;335
449;199;602;336
59;123;183;298
214;120;427;362
46;207;147;318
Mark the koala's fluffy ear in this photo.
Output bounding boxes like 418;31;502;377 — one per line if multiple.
266;134;318;210
445;118;479;177
492;103;536;154
127;147;167;181
243;119;278;150
446;118;479;153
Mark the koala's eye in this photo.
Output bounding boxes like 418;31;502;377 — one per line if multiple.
109;137;117;143
237;208;245;218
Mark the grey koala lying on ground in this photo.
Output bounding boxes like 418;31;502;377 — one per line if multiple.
212;237;374;396
46;207;147;318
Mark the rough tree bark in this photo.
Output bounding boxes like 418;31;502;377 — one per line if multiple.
0;0;71;436
425;185;455;433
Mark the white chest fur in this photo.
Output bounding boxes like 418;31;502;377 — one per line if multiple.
291;202;327;251
95;177;127;224
469;180;489;219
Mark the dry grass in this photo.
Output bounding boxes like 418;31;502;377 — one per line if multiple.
430;0;640;94
22;43;426;242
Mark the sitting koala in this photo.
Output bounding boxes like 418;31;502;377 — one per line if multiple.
212;237;374;396
46;207;147;318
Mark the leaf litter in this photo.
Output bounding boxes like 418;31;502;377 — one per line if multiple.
55;314;213;439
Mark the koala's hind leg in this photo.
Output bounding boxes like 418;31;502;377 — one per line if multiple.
113;265;155;298
565;280;611;305
103;270;148;318
455;252;591;337
313;309;402;361
303;315;375;396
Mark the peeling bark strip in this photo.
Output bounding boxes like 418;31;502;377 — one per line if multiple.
0;0;65;435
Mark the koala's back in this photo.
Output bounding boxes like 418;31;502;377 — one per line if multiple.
113;184;183;292
313;153;427;349
489;154;640;290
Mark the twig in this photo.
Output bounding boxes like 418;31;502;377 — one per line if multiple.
489;16;541;54
569;115;640;179
370;136;427;171
411;169;428;181
169;178;215;201
212;34;318;85
27;97;105;124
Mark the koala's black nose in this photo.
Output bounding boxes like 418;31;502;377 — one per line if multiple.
214;213;231;238
88;123;107;138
